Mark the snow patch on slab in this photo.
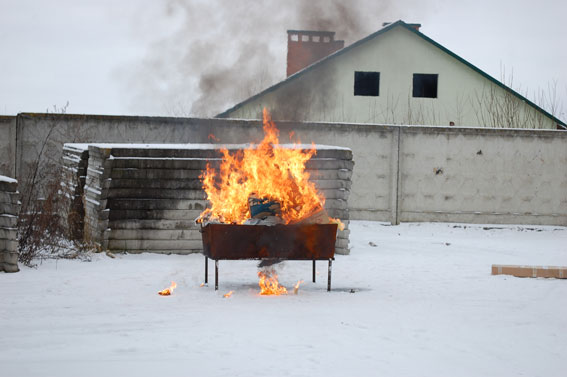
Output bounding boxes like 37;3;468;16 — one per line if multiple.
64;142;351;151
0;175;17;183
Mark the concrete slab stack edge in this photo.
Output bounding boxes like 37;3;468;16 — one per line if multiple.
0;175;20;272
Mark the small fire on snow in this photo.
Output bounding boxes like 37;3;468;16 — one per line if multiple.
223;291;234;298
158;281;177;296
258;270;305;295
258;269;288;295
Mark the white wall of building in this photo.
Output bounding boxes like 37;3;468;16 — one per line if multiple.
224;26;558;129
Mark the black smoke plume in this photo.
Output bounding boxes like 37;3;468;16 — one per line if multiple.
125;0;420;117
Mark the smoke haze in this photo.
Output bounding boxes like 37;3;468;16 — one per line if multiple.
125;0;424;117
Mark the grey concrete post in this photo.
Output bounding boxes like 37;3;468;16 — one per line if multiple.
390;127;402;225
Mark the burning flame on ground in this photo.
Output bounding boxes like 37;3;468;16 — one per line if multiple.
223;291;234;298
158;281;177;296
198;108;325;224
257;270;305;295
258;269;288;295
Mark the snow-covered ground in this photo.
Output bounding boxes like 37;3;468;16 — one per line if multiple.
1;221;566;377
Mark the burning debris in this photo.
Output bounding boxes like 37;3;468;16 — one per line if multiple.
197;108;340;229
223;291;234;298
245;193;282;225
158;281;177;296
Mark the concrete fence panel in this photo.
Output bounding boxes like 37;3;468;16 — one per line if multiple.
0;116;17;177
6;113;567;227
398;127;567;225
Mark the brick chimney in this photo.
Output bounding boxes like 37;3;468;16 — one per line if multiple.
286;30;344;77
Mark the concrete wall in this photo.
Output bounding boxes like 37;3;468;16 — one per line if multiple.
398;127;567;225
222;25;561;130
7;113;567;226
0;116;17;177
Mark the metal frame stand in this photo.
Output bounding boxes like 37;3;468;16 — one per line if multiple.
203;257;333;292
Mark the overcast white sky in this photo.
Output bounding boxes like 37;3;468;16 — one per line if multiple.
1;0;566;121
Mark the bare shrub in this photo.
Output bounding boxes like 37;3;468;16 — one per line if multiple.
17;103;91;266
17;176;69;266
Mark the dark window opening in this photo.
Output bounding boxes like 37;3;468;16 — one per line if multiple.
354;71;380;96
413;73;438;98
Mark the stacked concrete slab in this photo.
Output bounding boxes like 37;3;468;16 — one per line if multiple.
61;144;89;240
0;175;20;272
76;144;352;255
83;146;112;250
305;147;353;254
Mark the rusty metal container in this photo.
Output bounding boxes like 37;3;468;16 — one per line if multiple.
201;223;337;260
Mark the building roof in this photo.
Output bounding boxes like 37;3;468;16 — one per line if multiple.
217;20;566;127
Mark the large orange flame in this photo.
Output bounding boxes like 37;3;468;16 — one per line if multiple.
198;108;325;224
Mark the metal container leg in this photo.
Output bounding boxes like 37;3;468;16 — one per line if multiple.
313;260;316;282
327;259;332;292
205;256;208;284
215;260;219;291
